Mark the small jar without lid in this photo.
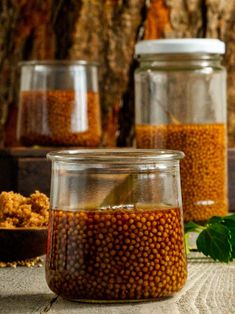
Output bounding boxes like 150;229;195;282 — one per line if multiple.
135;39;228;222
46;149;187;302
17;60;101;147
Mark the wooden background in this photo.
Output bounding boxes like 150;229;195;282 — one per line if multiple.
1;0;235;147
0;253;235;313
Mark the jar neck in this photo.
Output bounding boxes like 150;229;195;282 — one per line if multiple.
138;53;223;68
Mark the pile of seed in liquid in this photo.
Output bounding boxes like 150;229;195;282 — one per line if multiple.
46;207;187;301
19;91;101;146
136;123;228;222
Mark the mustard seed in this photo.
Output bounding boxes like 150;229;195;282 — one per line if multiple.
46;206;187;301
19;91;101;147
136;123;227;221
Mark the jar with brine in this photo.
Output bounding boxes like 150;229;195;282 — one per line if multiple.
17;61;101;147
46;149;187;302
135;39;228;222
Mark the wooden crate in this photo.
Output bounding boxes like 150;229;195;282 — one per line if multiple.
0;147;234;212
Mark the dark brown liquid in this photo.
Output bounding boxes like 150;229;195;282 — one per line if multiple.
19;90;101;146
46;207;187;301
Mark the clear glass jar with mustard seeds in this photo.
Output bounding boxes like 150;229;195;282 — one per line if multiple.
135;39;228;222
17;61;101;147
46;149;187;302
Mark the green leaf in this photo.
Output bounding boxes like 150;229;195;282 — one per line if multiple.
221;219;235;258
184;221;202;234
223;214;235;222
184;233;191;254
196;223;232;263
207;216;223;224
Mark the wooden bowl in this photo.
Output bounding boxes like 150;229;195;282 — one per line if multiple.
0;227;48;262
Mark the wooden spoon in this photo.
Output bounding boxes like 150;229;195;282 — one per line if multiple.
0;227;48;262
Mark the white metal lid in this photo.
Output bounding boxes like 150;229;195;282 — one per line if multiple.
135;39;225;55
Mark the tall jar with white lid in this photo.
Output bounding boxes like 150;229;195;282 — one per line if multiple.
135;39;228;222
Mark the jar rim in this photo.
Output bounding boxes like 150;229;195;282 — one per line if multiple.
18;60;99;67
47;149;184;163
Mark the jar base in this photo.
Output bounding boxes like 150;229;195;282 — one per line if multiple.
61;295;173;304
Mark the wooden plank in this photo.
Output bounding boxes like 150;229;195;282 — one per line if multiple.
0;156;51;196
17;158;51;196
0;253;234;313
0;156;17;192
0;147;64;158
0;264;53;314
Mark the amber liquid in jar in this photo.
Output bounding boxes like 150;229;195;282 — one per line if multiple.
19;91;101;146
136;123;228;222
46;205;187;302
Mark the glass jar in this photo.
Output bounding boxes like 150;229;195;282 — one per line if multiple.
17;60;101;147
46;149;187;302
135;39;228;222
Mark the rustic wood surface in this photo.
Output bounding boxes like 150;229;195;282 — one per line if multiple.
0;253;234;314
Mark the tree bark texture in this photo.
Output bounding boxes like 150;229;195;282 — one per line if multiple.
1;0;146;147
1;0;235;147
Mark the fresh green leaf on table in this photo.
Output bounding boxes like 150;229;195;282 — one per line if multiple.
221;219;235;258
184;233;190;254
214;214;235;258
223;215;235;221
196;223;232;263
207;216;223;224
184;214;235;263
184;221;202;233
